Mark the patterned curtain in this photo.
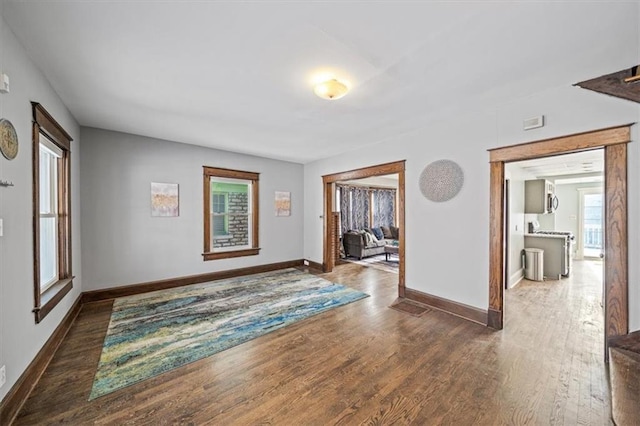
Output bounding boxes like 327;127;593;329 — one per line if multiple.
338;185;370;232
372;189;396;228
351;187;370;230
339;185;351;234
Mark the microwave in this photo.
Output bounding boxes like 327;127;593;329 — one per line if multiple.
547;193;559;213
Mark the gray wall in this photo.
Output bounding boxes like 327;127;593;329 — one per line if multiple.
80;127;304;291
0;11;82;401
303;84;640;332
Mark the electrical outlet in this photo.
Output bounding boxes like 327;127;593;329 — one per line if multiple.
303;260;309;266
0;365;6;388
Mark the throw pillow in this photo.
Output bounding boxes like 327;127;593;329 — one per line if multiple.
364;228;379;243
371;227;384;240
363;231;375;247
390;226;399;240
381;226;393;239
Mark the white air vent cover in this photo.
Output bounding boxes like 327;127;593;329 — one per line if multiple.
523;115;544;130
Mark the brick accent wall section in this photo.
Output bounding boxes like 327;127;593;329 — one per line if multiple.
213;192;249;248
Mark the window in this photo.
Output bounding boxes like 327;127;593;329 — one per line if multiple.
203;167;260;260
212;192;229;236
32;102;73;323
39;136;62;291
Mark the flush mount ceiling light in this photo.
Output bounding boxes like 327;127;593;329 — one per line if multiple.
313;78;349;100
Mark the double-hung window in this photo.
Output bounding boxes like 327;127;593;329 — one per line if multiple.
39;136;62;291
32;103;73;323
203;167;259;260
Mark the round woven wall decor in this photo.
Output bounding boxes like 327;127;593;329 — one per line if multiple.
419;159;464;202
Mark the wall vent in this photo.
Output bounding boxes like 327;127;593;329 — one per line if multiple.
523;115;544;130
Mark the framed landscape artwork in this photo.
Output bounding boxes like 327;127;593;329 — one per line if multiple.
151;182;179;217
275;191;291;216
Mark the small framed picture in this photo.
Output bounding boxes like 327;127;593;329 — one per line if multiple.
275;191;291;216
151;182;179;217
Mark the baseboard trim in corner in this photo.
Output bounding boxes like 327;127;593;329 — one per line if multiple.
81;259;305;303
509;268;524;288
404;288;488;326
0;294;82;426
304;260;324;272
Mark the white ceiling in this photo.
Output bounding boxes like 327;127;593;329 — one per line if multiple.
3;2;637;163
513;150;604;176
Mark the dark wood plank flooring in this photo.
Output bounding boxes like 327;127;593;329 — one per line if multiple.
13;260;611;425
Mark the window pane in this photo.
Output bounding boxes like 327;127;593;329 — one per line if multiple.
210;179;251;251
39;149;52;213
212;214;227;236
39;216;58;289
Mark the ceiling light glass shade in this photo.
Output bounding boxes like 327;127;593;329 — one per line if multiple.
314;79;349;100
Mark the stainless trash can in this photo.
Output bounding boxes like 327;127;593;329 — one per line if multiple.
524;248;544;281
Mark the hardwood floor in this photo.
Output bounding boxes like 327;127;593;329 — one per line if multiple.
13;260;611;425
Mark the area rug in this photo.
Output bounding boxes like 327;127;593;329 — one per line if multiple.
89;268;368;400
344;254;399;274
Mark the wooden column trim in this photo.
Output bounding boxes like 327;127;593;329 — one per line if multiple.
332;212;340;265
604;143;628;338
398;168;406;297
323;181;334;272
488;162;504;329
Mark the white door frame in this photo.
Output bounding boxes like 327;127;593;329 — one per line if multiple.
577;187;604;260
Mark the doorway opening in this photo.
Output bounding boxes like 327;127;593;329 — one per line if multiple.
336;174;400;274
504;149;604;286
322;161;406;296
488;125;629;357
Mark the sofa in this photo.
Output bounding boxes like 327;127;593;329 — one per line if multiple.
343;226;399;259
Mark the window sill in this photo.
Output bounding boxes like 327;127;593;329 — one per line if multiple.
33;277;73;323
203;248;260;261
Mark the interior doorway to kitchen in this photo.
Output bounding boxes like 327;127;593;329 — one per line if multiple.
502;150;606;371
488;126;629;358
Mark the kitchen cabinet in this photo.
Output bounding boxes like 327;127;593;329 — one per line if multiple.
525;179;556;214
524;234;569;280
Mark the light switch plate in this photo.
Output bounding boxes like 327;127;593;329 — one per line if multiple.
0;365;6;388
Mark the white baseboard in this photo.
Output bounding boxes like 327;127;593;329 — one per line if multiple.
509;268;524;288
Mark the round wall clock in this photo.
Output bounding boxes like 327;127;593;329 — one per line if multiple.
0;118;19;160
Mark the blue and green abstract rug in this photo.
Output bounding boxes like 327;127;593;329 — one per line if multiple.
89;268;368;399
